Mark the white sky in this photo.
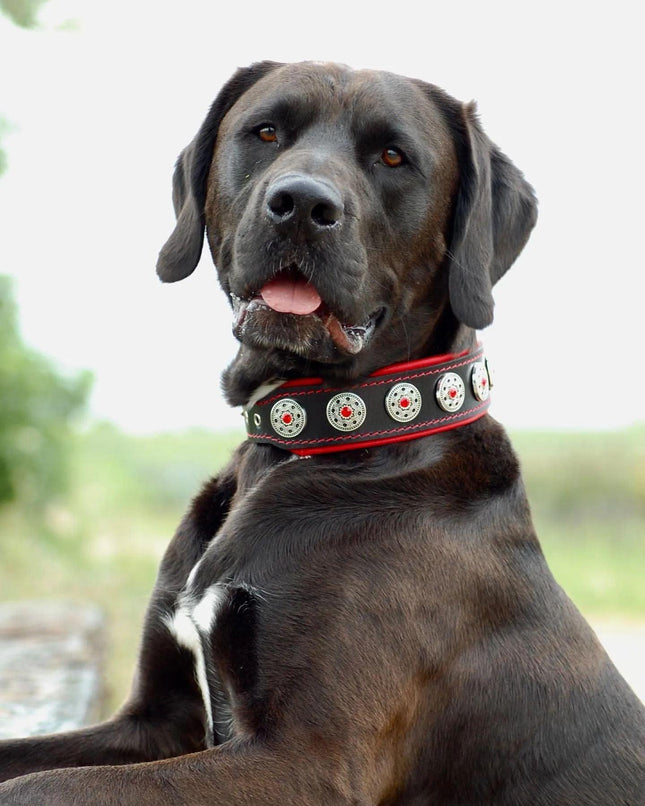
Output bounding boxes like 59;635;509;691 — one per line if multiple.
0;0;643;434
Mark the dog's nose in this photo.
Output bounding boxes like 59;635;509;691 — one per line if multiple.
266;174;344;236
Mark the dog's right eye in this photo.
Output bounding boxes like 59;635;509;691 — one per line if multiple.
380;147;405;168
256;125;278;143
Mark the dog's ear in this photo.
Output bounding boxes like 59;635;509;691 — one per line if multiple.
446;103;538;329
156;143;203;283
157;61;283;283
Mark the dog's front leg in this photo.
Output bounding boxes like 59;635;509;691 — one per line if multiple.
0;461;242;782
0;570;208;782
0;740;356;806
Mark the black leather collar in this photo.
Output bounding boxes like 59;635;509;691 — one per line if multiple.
244;346;492;455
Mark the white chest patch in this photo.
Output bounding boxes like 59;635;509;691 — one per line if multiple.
164;583;225;744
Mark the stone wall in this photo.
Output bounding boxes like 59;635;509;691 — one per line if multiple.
0;601;105;739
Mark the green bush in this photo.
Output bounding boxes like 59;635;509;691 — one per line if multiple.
0;275;91;510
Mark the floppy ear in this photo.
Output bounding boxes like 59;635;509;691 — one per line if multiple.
446;103;538;329
156;143;203;283
156;61;283;283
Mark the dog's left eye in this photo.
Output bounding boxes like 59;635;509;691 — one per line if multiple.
380;147;405;168
256;125;278;143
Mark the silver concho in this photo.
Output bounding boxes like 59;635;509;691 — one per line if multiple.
435;372;465;412
471;361;490;402
326;392;367;432
385;382;422;422
270;398;307;438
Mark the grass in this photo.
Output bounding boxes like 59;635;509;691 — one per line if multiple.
0;422;643;712
512;426;645;618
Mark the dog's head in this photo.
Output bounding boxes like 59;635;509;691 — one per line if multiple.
157;62;537;404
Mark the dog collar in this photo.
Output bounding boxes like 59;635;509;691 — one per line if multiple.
243;346;492;456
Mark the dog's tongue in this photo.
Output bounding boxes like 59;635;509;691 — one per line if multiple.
260;275;322;315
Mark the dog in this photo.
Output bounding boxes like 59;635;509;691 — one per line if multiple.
1;61;643;805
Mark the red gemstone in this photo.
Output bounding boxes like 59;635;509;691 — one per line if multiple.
340;405;353;419
399;397;410;409
449;388;457;399
281;413;293;425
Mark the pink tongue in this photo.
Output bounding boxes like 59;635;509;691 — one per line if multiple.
260;276;322;315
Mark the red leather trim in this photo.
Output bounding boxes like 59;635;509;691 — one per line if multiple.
281;376;323;388
291;409;488;455
369;348;469;377
279;348;472;388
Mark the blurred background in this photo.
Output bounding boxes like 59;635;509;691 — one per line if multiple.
0;0;643;710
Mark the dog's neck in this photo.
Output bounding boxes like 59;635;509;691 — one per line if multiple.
223;307;476;407
242;344;491;456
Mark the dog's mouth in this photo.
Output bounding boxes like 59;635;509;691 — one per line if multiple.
231;268;382;357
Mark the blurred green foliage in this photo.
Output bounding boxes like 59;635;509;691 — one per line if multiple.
0;275;92;509
0;0;53;175
514;428;645;522
513;427;645;616
0;0;47;29
0;119;10;176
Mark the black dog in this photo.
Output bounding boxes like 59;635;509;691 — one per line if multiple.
1;61;643;805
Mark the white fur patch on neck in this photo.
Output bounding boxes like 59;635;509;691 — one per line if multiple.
243;379;285;411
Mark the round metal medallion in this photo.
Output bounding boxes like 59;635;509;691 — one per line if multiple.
270;398;307;438
326;392;367;432
435;372;465;413
385;382;422;422
471;362;490;402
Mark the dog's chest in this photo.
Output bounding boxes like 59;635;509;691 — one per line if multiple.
162;456;303;746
